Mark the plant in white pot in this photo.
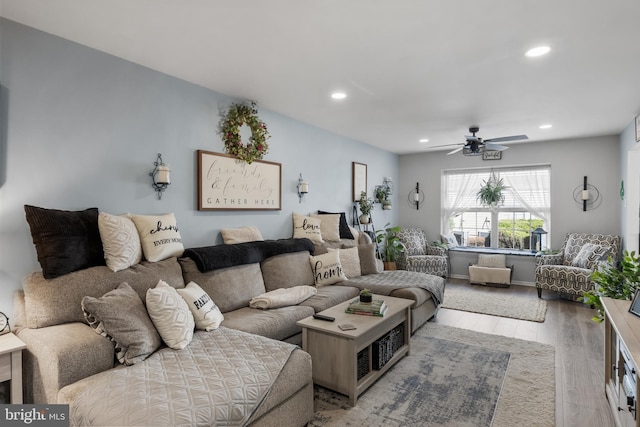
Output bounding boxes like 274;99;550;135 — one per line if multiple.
358;191;374;224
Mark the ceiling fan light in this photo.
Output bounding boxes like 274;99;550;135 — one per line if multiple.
525;46;551;57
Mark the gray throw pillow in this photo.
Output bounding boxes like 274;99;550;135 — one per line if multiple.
82;282;161;366
358;243;379;275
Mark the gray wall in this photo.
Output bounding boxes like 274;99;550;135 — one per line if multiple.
0;19;399;315
398;135;622;281
619;118;640;253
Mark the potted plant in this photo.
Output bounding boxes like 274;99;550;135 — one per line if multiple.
358;191;374;224
360;288;373;303
580;250;640;322
374;186;392;210
375;223;405;270
477;174;508;211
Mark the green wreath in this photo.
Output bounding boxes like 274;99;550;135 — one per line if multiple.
219;102;270;164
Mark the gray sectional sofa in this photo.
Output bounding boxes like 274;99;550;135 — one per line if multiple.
14;235;445;426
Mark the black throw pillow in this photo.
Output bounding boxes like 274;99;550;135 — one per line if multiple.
317;211;354;240
24;205;105;279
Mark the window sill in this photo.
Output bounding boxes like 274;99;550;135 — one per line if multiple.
449;247;537;257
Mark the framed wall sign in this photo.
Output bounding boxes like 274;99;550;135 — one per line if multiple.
352;162;367;202
629;290;640;318
482;150;502;160
197;150;282;211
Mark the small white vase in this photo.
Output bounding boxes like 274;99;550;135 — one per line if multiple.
359;214;370;224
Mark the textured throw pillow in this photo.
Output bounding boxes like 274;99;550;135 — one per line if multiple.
317;211;355;240
440;233;458;248
24;205;105;279
261;252;314;291
572;243;610;269
477;254;506;268
292;213;323;243
82;282;161;366
98;212;143;272
177;281;224;331
309;251;347;286
358;243;380;275
329;247;361;278
220;226;264;244
146;280;195;349
311;214;341;242
130;213;184;262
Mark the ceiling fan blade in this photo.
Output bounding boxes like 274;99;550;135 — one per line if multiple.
484;135;528;143
446;146;464;155
485;143;509;151
429;142;464;149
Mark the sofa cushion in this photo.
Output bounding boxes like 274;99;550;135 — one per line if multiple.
146;280;195;350
389;287;432;309
177;281;224;331
221;306;314;341
329;247;361;278
24;205;105;279
220;226;264;244
261;251;314;291
179;258;266;313
292;213;323;243
317;211;354;240
23;257;185;329
130;213;184;262
309;251;347;286
82;282;161;366
477;254;506;268
298;285;360;312
98;212;142;272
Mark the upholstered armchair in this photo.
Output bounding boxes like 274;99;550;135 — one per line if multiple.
535;233;621;299
396;228;448;277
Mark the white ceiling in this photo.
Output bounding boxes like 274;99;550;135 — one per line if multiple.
2;0;640;154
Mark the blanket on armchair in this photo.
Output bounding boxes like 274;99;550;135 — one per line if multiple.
183;238;315;272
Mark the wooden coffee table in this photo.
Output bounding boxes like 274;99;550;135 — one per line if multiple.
297;294;412;405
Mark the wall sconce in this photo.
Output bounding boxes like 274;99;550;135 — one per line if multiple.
531;227;547;253
150;153;170;200
297;173;309;203
408;182;425;210
572;176;601;211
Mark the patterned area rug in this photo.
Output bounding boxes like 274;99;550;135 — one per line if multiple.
441;287;548;322
310;323;555;427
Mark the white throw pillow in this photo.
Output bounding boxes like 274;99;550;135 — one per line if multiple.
220;226;264;244
328;247;361;278
130;213;184;262
98;212;143;272
177;281;224;331
311;214;341;242
292;213;323;243
440;233;458;248
146;280;194;350
309;251;347;286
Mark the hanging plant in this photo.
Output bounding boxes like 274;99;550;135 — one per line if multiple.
477;173;508;209
219;101;270;164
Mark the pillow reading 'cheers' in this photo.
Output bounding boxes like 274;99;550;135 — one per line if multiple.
309;251;347;286
130;213;184;262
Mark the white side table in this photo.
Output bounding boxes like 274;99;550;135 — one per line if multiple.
0;333;26;403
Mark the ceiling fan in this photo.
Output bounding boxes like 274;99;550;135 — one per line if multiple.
434;126;528;156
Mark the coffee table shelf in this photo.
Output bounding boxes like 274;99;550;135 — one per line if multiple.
297;295;412;406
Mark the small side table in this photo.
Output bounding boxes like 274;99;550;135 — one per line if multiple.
0;333;26;403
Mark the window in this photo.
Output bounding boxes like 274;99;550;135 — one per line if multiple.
442;165;551;250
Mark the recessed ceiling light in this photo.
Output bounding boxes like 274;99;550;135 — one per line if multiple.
331;92;347;100
419;138;429;143
539;124;553;129
525;46;551;57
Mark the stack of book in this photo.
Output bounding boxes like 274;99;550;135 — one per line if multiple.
345;299;387;317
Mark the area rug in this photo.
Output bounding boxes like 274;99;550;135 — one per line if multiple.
309;323;555;427
441;287;548;322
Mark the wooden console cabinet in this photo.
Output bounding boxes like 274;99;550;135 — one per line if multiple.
602;297;640;427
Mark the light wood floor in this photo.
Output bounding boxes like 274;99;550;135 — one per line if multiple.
433;279;615;427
